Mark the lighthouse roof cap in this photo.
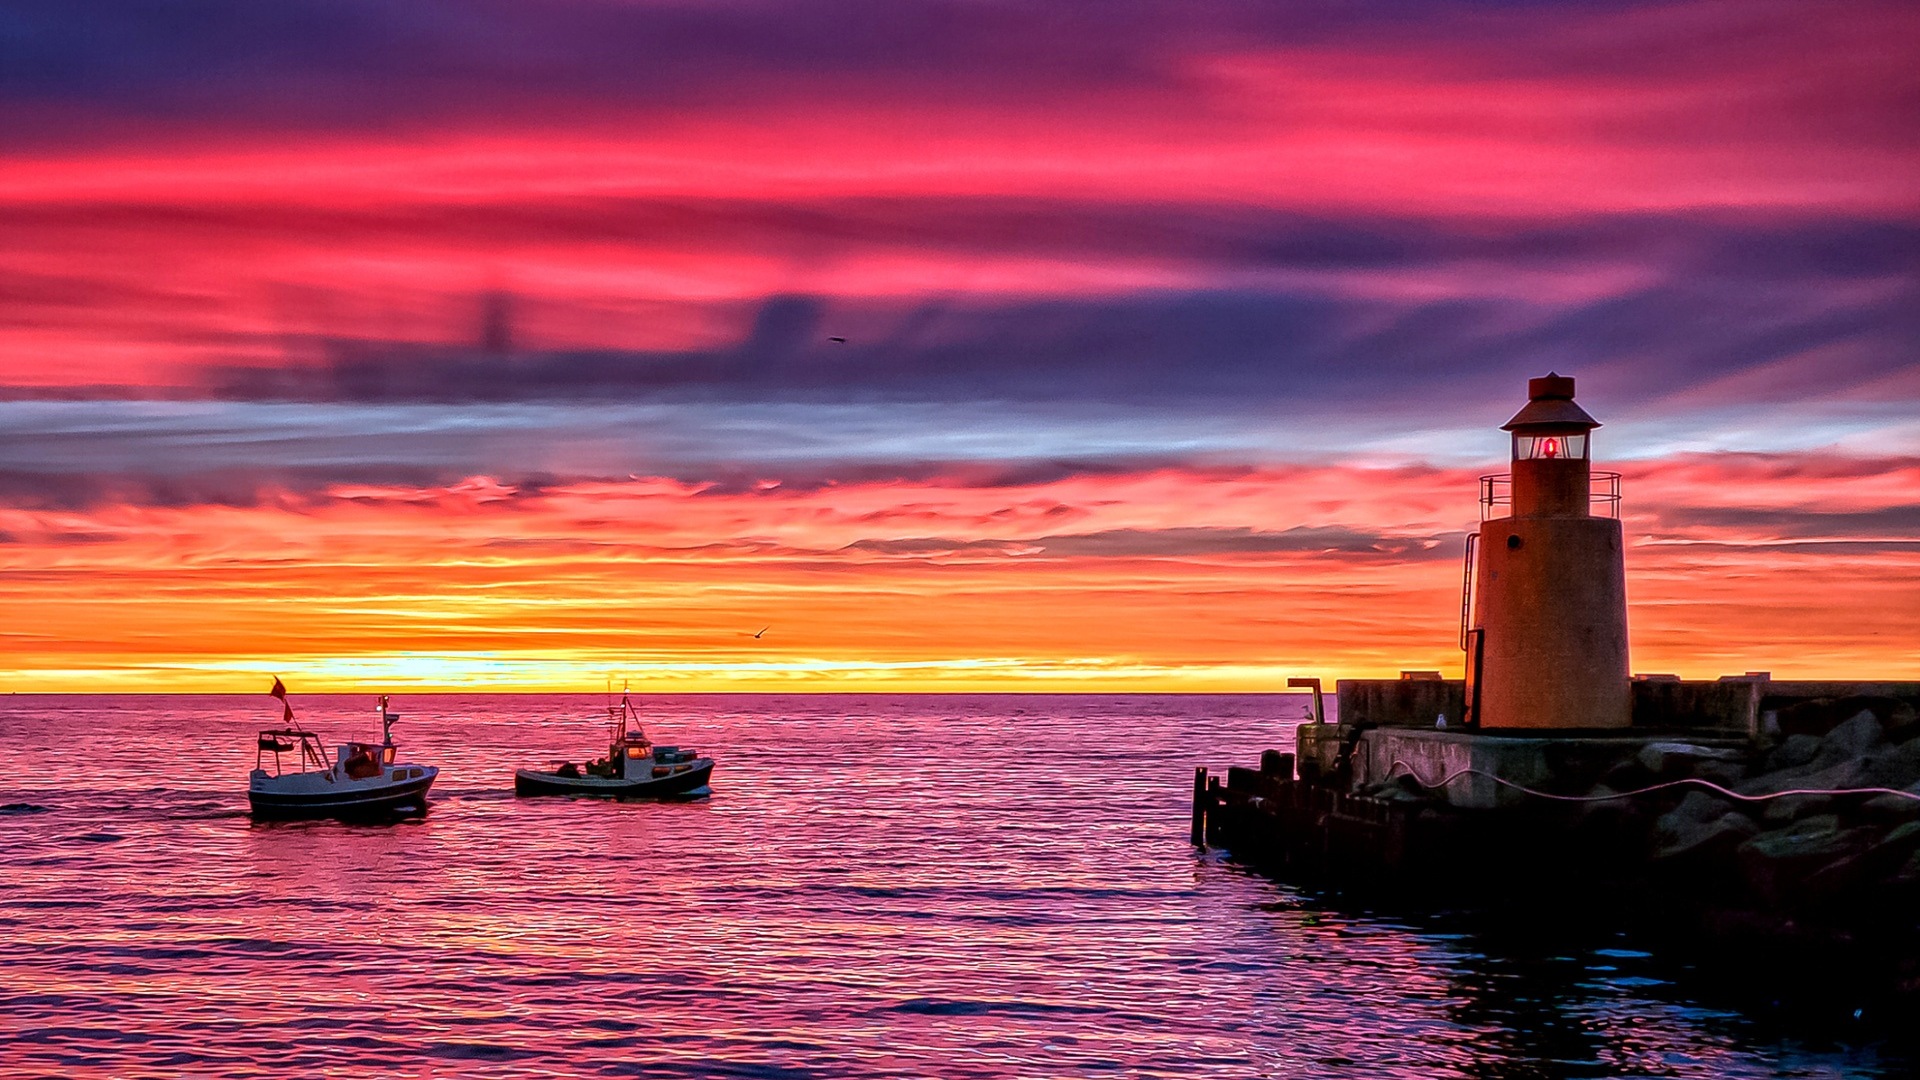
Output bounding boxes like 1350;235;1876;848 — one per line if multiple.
1502;371;1600;431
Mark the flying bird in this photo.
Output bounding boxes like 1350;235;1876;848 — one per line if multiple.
753;626;770;639
828;336;846;343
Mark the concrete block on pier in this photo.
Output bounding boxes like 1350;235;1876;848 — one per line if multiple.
1318;726;1748;810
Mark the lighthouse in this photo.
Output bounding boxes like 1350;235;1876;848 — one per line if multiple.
1219;370;1920;835
1465;374;1630;730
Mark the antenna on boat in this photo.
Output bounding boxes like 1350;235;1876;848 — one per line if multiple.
377;694;402;765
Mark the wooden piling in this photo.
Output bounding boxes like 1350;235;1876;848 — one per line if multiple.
1190;766;1209;845
1207;777;1222;843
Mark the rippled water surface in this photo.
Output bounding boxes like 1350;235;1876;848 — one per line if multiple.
0;694;1908;1078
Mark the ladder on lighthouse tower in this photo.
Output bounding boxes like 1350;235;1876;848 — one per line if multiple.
1458;530;1478;651
1458;531;1484;727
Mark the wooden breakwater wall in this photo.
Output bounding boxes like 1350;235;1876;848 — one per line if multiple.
1196;758;1648;891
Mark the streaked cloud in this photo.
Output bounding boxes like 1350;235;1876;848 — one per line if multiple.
0;0;1914;687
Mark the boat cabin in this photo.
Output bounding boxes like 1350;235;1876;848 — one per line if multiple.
567;693;705;779
339;741;390;779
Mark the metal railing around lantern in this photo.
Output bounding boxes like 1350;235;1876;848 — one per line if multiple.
1478;471;1621;520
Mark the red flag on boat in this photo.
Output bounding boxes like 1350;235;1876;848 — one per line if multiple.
269;677;293;722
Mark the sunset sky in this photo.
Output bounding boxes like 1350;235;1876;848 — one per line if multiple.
2;0;1916;691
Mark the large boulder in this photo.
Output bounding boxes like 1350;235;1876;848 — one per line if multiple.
1736;814;1871;905
1599;757;1658;794
1736;755;1866;797
1812;709;1885;767
1576;783;1654;835
1660;790;1727;828
1861;737;1920;790
1761;793;1832;824
1653;808;1758;864
1636;741;1745;781
1653;791;1756;864
1862;780;1920;822
1695;758;1749;787
1800;819;1920;908
1730;711;1901;823
1764;733;1822;772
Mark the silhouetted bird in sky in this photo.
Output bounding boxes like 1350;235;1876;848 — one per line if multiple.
753;626;769;639
828;336;846;343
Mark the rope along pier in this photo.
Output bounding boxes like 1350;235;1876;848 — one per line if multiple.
1383;760;1920;805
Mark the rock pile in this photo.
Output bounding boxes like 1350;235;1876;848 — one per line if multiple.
1338;695;1920;922
1646;700;1920;916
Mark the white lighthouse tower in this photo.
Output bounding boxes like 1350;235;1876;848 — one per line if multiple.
1465;374;1630;730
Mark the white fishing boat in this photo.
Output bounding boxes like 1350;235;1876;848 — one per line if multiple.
248;685;437;819
515;689;714;799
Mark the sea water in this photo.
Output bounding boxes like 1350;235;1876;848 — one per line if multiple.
0;694;1906;1078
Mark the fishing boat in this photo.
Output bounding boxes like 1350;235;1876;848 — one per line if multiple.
514;690;714;798
248;684;438;819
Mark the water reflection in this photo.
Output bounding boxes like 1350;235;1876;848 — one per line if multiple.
1216;865;1909;1079
0;694;1908;1078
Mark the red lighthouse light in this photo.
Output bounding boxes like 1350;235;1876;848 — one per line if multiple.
1513;433;1587;461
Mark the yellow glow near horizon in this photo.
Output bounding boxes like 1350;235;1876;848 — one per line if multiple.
2;461;1915;693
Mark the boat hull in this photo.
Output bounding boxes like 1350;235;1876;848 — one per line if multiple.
248;773;436;820
514;760;714;799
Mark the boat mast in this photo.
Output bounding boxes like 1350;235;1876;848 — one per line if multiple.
377;694;403;766
618;681;632;743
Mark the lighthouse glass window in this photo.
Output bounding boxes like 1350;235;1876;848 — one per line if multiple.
1513;433;1587;460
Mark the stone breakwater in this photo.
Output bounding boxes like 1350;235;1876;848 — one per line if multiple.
1325;696;1920;915
1212;693;1920;1005
1642;701;1920;920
